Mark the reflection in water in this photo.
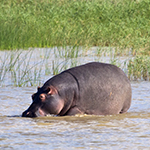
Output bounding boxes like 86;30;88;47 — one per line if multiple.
0;81;150;149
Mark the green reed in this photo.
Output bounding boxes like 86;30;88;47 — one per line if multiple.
1;47;150;87
0;50;44;86
0;47;81;87
52;58;78;75
128;55;150;80
54;46;80;58
0;0;150;55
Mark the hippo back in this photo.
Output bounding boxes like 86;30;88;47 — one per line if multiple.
65;62;132;115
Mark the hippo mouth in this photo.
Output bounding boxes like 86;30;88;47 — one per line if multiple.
35;108;49;117
22;107;57;117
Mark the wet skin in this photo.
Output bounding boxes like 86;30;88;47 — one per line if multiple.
22;62;132;117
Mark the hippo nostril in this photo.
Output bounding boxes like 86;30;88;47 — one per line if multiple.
39;94;46;102
25;112;31;117
26;112;30;115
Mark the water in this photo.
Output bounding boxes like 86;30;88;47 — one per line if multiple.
0;82;150;150
0;48;150;149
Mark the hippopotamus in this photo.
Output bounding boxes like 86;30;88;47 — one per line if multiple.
22;62;132;117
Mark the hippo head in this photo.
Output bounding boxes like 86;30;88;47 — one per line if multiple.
22;86;64;117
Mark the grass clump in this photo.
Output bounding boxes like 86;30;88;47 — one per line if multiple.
0;0;150;53
128;55;150;80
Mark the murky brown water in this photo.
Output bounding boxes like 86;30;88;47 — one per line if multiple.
0;81;150;149
0;48;150;149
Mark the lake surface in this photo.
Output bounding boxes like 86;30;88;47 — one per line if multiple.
0;81;150;150
0;48;150;149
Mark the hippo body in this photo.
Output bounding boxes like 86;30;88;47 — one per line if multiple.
22;62;132;117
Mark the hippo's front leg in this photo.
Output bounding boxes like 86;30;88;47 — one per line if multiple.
65;107;83;115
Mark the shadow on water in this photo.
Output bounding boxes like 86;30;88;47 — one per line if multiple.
7;115;21;117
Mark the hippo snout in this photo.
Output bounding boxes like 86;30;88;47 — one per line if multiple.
22;110;37;118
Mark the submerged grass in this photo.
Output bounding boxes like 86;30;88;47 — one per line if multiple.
52;59;78;75
0;47;150;87
0;50;45;86
0;47;81;87
0;0;150;55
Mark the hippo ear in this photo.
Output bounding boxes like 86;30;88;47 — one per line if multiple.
47;86;58;95
37;86;40;91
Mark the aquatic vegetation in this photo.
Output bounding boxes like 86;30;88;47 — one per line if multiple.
0;50;45;86
52;58;78;75
0;47;150;87
0;47;82;87
128;55;150;80
54;46;80;58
